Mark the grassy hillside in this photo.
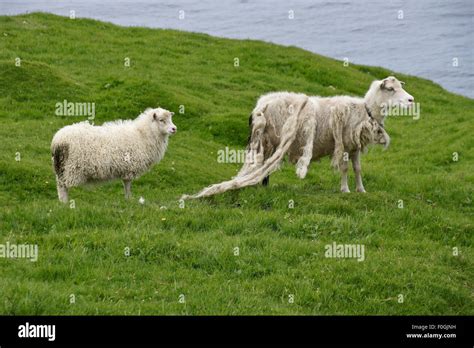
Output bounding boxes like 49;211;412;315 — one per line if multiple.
0;13;472;315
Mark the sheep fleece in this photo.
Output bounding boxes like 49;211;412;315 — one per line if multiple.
51;115;168;187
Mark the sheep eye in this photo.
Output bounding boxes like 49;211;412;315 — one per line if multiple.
387;87;395;92
159;119;165;123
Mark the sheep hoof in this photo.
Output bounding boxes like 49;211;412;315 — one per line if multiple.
340;187;350;193
296;167;307;179
356;188;367;193
57;186;69;203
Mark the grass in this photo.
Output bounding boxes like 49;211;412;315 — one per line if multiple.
0;13;472;315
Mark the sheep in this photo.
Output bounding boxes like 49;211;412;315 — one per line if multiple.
183;76;411;199
258;76;412;191
51;108;177;203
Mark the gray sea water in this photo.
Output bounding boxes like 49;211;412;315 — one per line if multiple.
1;0;473;98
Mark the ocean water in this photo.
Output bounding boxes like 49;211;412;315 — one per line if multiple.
1;0;473;97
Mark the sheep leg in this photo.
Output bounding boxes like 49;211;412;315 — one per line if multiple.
123;180;132;199
295;118;315;179
57;184;69;203
340;160;350;193
262;176;270;186
330;111;345;170
352;150;366;193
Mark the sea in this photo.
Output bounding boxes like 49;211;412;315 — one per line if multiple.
1;0;472;97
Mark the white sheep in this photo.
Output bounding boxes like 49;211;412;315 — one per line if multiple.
245;77;412;193
51;108;177;203
184;76;413;199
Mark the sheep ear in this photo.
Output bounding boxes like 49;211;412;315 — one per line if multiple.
380;79;387;90
400;80;406;85
153;113;157;120
170;112;175;116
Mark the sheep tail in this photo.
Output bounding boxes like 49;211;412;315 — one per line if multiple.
182;98;308;200
52;143;69;180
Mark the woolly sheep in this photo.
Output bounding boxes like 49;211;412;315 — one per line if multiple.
254;76;412;192
184;76;412;199
51;108;177;203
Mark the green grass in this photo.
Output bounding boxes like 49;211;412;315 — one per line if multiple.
0;13;472;315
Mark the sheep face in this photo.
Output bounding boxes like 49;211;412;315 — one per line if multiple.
358;118;390;152
152;108;177;135
369;119;390;149
378;76;414;109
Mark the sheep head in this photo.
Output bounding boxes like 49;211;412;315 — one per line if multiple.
149;108;177;136
365;76;415;124
358;118;390;152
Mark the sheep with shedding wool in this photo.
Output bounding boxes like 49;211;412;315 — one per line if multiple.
183;76;413;199
51;108;177;203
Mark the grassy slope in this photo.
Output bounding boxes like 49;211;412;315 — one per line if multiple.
0;13;472;315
